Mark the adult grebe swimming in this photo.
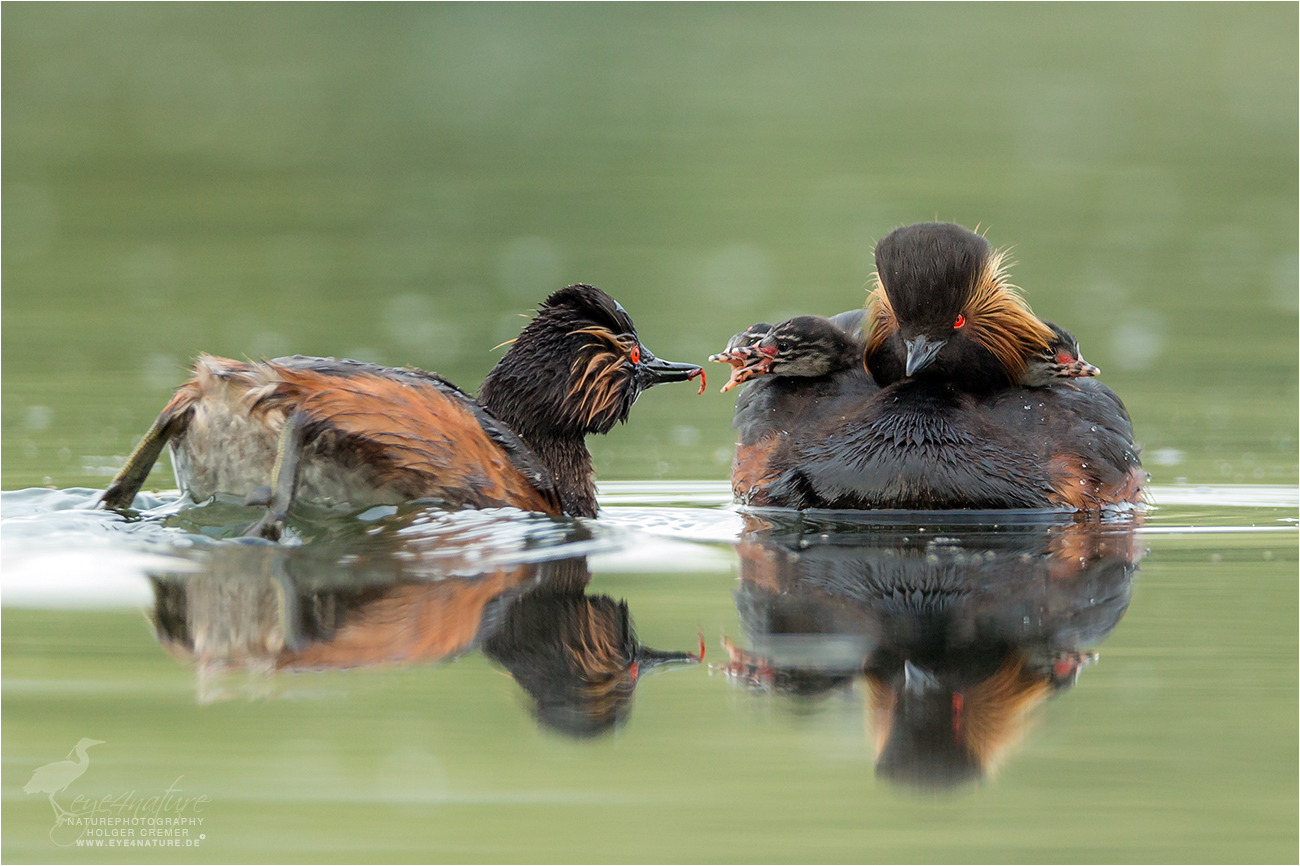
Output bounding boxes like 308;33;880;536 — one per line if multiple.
103;284;704;536
710;222;1143;510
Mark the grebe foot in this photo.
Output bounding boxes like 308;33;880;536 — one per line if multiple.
101;396;193;511
242;511;285;542
241;410;307;543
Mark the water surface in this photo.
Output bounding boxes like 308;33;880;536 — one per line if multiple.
3;484;1296;862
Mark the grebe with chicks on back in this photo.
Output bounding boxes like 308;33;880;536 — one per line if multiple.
710;222;1143;511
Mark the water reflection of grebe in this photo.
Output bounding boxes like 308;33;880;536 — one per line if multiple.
147;528;699;735
482;558;702;738
718;513;1141;789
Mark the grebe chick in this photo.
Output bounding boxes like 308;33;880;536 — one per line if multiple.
1021;322;1100;387
102;285;703;536
710;315;861;392
713;316;1096;392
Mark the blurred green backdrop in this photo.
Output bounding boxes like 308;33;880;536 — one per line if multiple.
3;3;1297;489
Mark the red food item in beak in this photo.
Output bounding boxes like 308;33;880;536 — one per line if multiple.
688;367;707;395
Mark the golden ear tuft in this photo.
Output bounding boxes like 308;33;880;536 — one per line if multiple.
566;344;628;428
863;277;897;361
963;250;1052;378
569;326;624;350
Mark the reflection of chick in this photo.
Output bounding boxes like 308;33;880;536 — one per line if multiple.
716;636;856;700
867;650;1094;790
483;589;700;738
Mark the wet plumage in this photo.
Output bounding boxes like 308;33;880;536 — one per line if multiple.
715;223;1143;510
103;285;702;533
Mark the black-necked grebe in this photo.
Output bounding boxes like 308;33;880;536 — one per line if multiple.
103;285;704;536
711;223;1143;510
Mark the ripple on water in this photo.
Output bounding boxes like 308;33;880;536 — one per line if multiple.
1;483;1294;609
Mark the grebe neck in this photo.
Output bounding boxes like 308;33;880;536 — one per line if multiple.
523;434;597;518
478;357;601;518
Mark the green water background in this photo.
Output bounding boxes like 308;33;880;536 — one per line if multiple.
3;3;1297;489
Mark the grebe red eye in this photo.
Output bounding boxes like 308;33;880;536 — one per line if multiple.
629;346;641;364
1056;352;1073;365
953;314;966;330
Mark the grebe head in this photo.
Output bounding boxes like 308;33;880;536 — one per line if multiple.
710;316;860;392
1020;321;1101;388
865;222;1055;391
480;284;702;439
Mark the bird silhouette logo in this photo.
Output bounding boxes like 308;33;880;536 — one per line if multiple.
24;738;104;842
